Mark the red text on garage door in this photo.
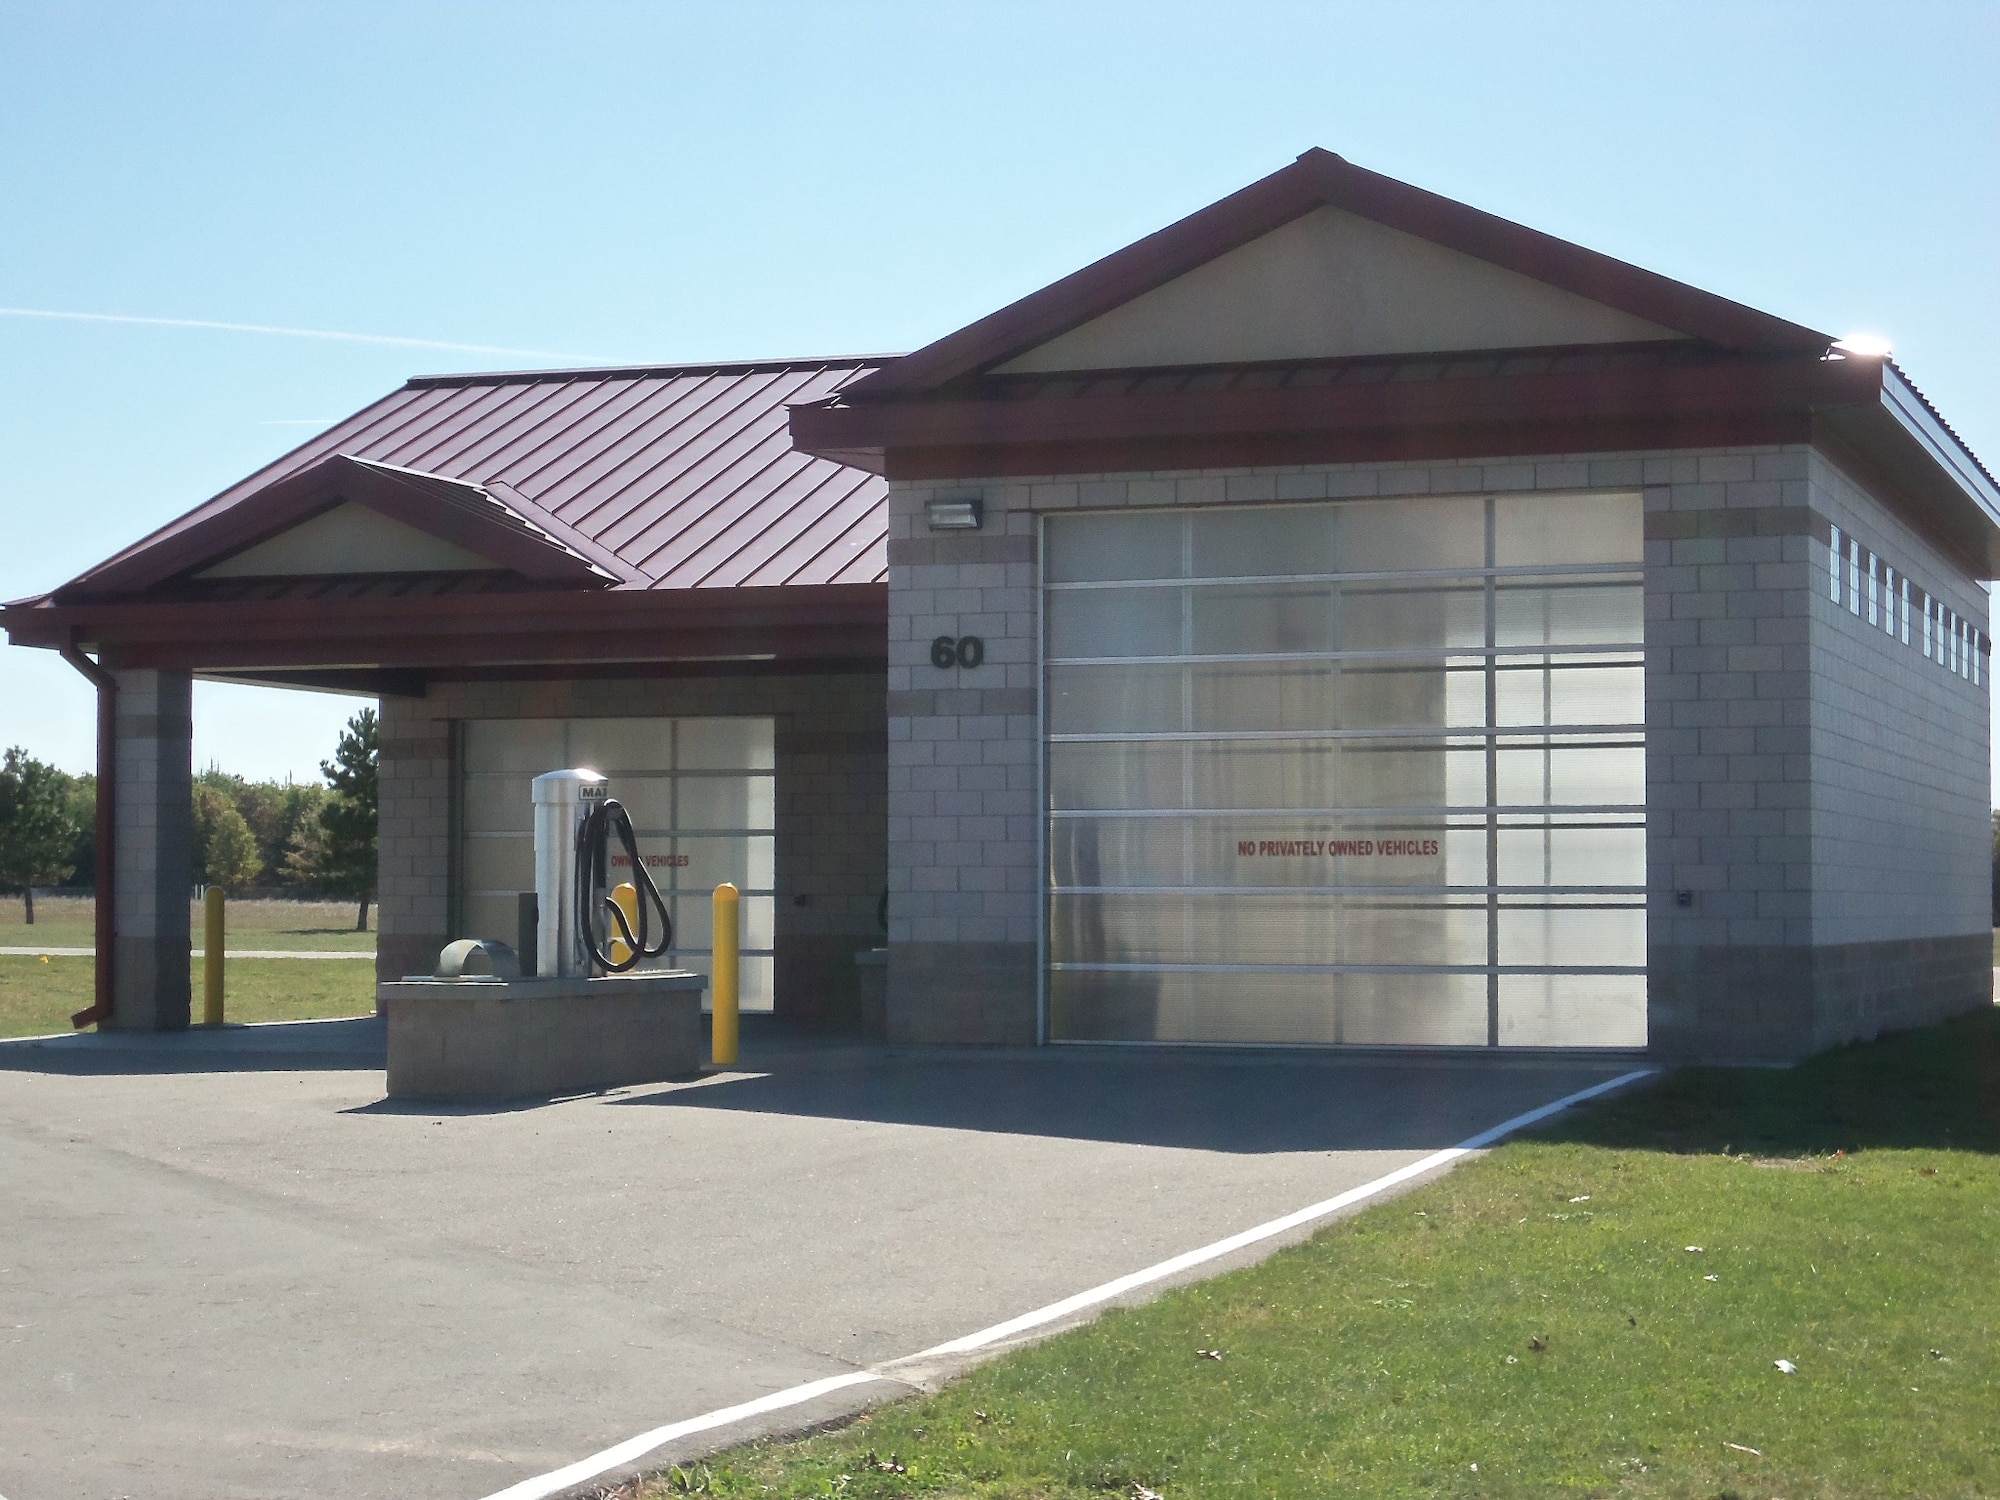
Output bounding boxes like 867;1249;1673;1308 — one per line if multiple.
1236;838;1440;858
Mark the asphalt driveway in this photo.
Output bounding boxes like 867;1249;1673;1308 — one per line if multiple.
0;1019;1635;1499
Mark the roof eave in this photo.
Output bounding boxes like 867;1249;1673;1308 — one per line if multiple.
1814;361;2000;577
797;352;1869;458
0;580;890;669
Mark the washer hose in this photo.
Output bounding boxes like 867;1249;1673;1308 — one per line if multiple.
574;797;673;974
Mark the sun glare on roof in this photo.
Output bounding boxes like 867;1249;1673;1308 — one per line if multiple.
1833;333;1894;358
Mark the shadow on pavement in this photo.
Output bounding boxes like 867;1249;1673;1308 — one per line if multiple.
0;1015;386;1075
615;1032;1640;1154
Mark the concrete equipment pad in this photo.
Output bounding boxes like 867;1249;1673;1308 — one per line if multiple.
0;1019;1635;1499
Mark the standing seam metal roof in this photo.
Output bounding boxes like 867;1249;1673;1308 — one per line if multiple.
75;359;892;593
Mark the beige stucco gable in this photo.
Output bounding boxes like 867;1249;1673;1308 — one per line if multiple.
197;500;497;577
993;205;1688;373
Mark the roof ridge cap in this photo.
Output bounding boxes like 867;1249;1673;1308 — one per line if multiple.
405;355;899;389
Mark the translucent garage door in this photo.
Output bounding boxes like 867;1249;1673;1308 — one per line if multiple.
458;717;776;1010
1045;493;1646;1048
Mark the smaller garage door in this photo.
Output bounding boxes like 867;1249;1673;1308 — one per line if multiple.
458;717;776;1010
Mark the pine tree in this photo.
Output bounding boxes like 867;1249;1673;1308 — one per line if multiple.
318;708;379;931
0;747;83;924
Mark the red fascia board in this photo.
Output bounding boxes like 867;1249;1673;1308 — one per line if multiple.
796;353;1880;458
848;150;1830;398
482;479;648;584
3;581;886;655
847;162;1323;398
1294;153;1828;355
874;414;1812;484
54;387;437;588
57;459;362;597
55;456;607;600
89;622;888;672
346;462;608;585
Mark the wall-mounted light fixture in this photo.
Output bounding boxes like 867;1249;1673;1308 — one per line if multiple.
926;497;983;531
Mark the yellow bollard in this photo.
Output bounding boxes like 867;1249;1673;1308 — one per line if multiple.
711;881;739;1066
607;881;640;966
203;887;225;1027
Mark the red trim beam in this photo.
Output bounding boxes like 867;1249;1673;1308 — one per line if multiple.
3;583;887;673
794;350;1882;472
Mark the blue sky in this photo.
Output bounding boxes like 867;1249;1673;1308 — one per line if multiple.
2;1;1995;787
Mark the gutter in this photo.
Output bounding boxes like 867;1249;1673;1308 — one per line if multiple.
57;643;114;1028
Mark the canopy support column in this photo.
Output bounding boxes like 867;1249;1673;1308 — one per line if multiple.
104;669;193;1031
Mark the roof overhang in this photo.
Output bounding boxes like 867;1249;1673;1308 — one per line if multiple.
795;345;1853;471
1;581;887;695
796;350;2000;576
1814;362;2000;575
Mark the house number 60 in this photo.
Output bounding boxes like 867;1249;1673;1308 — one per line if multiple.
930;635;985;669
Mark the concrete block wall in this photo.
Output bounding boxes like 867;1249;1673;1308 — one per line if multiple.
1804;450;1989;946
377;671;885;1019
1801;449;1990;1043
1638;448;1817;961
375;703;453;983
885;515;1040;1041
107;668;192;1031
890;441;1994;1059
1639;444;1990;1058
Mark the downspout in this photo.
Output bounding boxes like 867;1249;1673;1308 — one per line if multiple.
58;643;115;1028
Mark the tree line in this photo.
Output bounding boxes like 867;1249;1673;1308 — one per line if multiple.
0;707;378;928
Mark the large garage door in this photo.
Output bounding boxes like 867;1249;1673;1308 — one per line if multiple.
458;717;776;1010
1044;493;1645;1048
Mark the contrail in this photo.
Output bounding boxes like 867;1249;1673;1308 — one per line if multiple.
0;305;590;359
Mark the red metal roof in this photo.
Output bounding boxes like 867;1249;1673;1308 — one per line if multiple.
59;358;890;599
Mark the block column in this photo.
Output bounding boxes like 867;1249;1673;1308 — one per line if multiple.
106;668;192;1031
884;484;1041;1045
375;695;452;987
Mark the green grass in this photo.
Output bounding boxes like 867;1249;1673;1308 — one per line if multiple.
643;1010;2000;1500
0;894;374;951
0;954;376;1039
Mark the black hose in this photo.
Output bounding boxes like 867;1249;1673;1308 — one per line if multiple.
573;797;673;974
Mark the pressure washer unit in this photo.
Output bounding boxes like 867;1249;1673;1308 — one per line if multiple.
529;768;672;978
382;769;703;1101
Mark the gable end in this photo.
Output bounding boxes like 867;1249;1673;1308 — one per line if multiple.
992;205;1689;373
197;501;499;577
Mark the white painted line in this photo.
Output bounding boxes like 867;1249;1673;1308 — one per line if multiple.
902;1066;1655;1361
224;949;378;960
474;1066;1656;1500
477;1371;884;1500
